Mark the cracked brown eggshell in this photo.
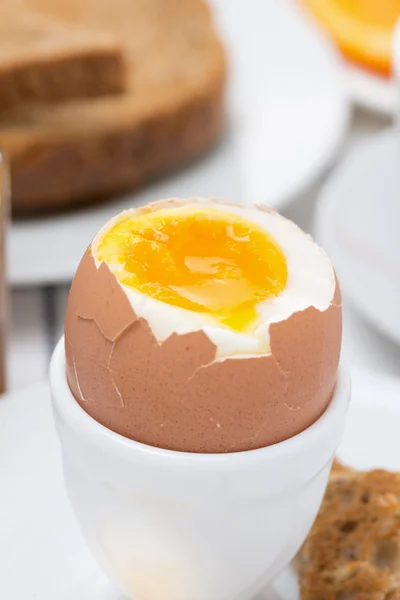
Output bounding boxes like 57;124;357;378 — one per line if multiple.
65;248;342;453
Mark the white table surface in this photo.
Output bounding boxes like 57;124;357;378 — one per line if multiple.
6;108;400;393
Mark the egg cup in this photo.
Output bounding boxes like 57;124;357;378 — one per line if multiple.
50;338;350;600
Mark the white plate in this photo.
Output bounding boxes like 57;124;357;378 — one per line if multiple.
9;0;349;287
315;129;400;346
1;368;400;599
346;64;397;117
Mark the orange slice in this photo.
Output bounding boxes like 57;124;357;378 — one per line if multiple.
302;0;400;74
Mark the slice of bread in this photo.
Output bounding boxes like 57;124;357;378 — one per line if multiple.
1;0;226;212
296;465;400;600
0;8;125;113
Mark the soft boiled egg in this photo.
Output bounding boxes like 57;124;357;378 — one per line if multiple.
65;198;342;453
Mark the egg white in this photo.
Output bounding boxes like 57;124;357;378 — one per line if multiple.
92;199;335;357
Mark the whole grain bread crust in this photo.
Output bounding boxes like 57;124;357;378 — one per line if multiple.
296;465;400;600
0;0;226;212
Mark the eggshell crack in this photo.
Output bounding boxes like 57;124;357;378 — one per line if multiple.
65;251;342;453
77;260;138;342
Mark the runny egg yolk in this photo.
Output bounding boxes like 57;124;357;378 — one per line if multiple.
96;206;288;332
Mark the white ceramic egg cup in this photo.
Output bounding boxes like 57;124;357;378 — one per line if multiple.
50;339;350;600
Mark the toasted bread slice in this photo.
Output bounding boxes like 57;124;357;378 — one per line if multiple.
296;467;400;600
1;0;226;212
0;8;125;113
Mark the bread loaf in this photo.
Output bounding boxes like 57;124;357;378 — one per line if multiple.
1;0;226;212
